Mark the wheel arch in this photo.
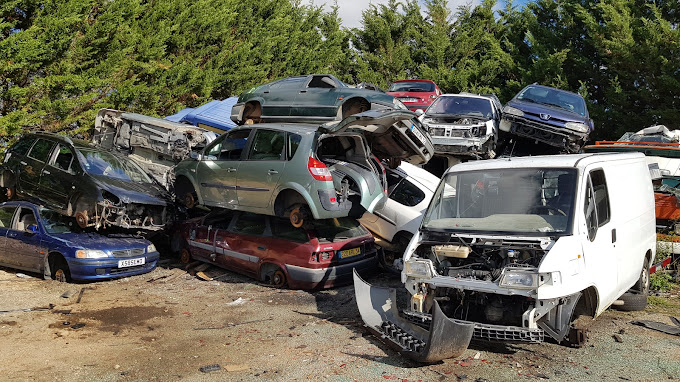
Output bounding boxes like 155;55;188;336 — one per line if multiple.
0;169;16;188
272;185;319;219
174;174;204;205
258;261;289;286
44;251;67;280
341;97;370;114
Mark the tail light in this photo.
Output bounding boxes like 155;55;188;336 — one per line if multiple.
308;157;333;181
311;251;335;262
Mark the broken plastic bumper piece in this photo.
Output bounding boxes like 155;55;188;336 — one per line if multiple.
353;269;474;363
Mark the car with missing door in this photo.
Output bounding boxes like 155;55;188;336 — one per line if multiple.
230;74;406;125
174;110;433;227
0;201;158;282
174;209;378;289
0;133;171;231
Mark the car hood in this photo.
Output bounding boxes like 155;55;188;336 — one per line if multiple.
91;175;169;206
322;109;432;163
49;233;150;251
508;99;588;123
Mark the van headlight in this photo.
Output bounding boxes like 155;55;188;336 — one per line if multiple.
503;106;524;117
565;122;589;133
404;259;434;279
76;250;109;259
498;268;546;289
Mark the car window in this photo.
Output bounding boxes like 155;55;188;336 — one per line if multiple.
203;209;234;229
390;179;426;207
0;206;16;228
10;138;35;156
584;169;610;241
271;217;309;242
13;207;37;231
204;135;226;160
288;133;301;160
220;129;250;161
269;77;306;89
27;139;55;162
248;130;285;161
52;145;75;173
386;171;404;194
40;208;73;234
309;217;368;243
79;149;152;183
308;76;336;89
388;81;435;92
232;212;266;236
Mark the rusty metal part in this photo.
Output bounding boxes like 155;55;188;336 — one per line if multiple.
179;248;192;264
289;207;304;228
75;211;89;229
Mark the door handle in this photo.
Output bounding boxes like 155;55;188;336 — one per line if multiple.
42;170;51;175
267;170;278;175
20;161;27;166
227;168;237;172
299;90;307;93
611;228;617;243
263;90;269;94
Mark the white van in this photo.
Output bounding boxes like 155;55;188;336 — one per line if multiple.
354;153;656;363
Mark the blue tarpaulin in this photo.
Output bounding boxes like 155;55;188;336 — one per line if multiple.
165;97;238;133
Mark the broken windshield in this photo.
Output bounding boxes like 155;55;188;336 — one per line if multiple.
427;96;493;119
422;168;577;235
78;149;152;183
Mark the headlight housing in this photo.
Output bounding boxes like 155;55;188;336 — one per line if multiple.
404;259;434;279
503;106;525;117
76;249;109;259
147;244;157;253
498;268;546;289
564;122;589;133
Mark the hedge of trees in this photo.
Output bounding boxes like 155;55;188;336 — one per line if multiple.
1;0;678;141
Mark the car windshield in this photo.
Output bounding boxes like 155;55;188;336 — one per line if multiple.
40;208;73;234
310;217;368;243
426;96;493;119
422;168;577;235
388;81;434;93
78;149;152;183
516;86;586;116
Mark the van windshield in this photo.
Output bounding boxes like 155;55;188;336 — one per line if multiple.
422;168;577;235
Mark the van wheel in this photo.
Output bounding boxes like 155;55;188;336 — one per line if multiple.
50;257;72;283
289;206;308;228
616;258;650;312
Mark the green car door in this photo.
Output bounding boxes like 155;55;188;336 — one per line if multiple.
236;129;286;209
196;129;252;207
292;75;342;119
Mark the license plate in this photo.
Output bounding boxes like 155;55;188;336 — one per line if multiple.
410;123;426;145
118;258;145;268
339;247;361;259
400;97;418;103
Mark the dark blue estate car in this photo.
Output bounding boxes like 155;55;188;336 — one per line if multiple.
0;201;159;282
499;84;594;153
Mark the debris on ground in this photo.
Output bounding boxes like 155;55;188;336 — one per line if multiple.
631;316;680;336
198;364;221;373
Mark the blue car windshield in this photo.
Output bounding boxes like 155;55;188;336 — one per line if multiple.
516;86;586;116
40;208;73;234
78;149;152;183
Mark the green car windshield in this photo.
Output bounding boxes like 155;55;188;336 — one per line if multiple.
422;168;577;235
78;149;152;183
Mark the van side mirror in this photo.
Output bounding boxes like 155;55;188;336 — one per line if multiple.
25;224;38;234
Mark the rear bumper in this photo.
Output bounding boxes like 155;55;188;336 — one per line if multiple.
67;252;160;280
230;103;244;124
286;252;378;289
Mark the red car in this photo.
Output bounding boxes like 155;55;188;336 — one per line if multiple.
387;79;442;112
175;210;379;289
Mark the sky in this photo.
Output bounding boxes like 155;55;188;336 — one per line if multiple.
311;0;529;29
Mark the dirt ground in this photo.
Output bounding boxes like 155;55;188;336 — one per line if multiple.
1;255;679;382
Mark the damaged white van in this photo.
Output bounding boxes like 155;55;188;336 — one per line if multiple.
354;153;656;362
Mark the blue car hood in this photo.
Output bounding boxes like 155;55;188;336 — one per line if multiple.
509;99;589;124
50;232;150;251
91;175;169;206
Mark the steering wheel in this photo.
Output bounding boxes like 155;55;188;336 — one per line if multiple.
531;205;567;216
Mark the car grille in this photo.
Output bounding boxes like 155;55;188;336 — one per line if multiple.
431;128;469;138
111;248;145;258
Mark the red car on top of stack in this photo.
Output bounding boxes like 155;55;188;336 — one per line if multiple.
387;79;442;112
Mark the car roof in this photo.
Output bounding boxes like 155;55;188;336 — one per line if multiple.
393;79;436;84
443;152;645;174
0;201;39;209
227;123;319;135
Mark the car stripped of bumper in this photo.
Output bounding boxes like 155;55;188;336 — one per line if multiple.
500;114;588;153
81;199;167;231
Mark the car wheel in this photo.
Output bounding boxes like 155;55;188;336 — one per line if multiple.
179;248;192;264
271;268;287;288
615;257;650;312
75;210;89;229
50;257;72;283
342;99;369;119
289;205;308;228
176;181;198;209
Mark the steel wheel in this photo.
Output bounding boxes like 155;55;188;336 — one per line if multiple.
54;269;67;283
271;269;286;288
75;211;89;229
180;248;192;264
183;192;196;209
289;207;305;228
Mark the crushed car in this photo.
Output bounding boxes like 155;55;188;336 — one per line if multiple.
173;209;378;289
386;79;442;112
0;201;158;282
93;108;217;187
0;133;171;231
500;84;594;153
420;93;503;160
173;110;433;227
230;74;407;125
354;153;656;362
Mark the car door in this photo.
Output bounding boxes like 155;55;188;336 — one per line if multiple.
6;207;45;272
236;129;286;209
261;76;307;119
195;129;251;207
18;139;55;196
225;212;268;276
38;144;80;209
0;205;18;267
293;75;341;119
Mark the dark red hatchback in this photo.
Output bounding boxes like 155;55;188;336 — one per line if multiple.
175;210;379;289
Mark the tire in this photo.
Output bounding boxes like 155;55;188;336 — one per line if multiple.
342;99;369;119
179;248;192;264
50;257;72;283
271;269;287;288
616;258;650;312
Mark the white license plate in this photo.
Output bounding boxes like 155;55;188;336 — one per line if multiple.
118;258;145;268
400;97;418;103
410;124;426;145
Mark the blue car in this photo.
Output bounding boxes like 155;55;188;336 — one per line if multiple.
0;201;159;282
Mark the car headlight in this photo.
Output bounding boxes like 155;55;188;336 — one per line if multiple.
499;268;549;289
393;99;408;110
404;259;434;279
76;249;109;259
564;122;589;133
503;106;524;117
147;243;157;253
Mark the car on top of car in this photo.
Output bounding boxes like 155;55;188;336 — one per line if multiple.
230;74;407;125
173;110;434;227
386;79;442;112
173;209;378;289
0;201;159;282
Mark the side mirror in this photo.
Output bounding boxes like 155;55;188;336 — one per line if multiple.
415;109;424;116
25;224;38;234
189;152;202;161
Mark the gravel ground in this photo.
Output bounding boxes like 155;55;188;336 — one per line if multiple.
0;259;679;382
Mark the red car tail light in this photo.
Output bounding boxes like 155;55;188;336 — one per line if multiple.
311;251;335;262
308;157;333;181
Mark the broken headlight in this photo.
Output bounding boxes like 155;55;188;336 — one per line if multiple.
404;259;435;279
503;106;524;117
498;268;547;289
76;249;109;259
564;122;589;133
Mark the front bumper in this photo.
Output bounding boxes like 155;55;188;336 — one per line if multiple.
67;252;160;281
431;136;492;156
501;115;587;151
286;251;378;289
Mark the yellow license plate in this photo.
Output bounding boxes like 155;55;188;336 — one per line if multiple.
339;247;361;259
